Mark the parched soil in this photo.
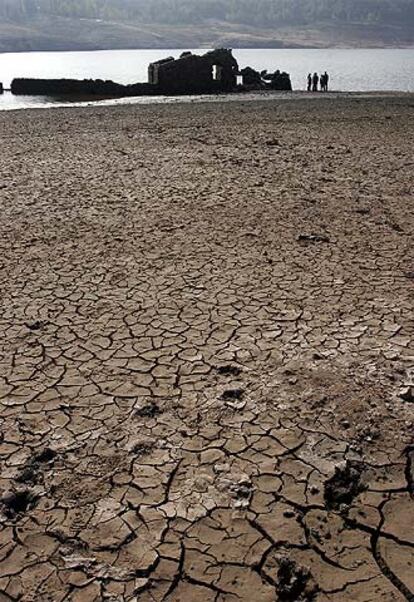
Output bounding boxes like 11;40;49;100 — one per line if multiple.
0;94;413;601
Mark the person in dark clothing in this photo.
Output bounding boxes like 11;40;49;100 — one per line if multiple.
320;72;326;91
312;72;319;92
307;73;312;91
323;71;329;91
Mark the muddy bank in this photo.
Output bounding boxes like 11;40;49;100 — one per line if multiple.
0;95;413;601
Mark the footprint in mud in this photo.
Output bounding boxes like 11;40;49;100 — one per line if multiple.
25;320;48;331
216;365;246;408
1;489;38;520
34;448;57;463
221;388;244;401
216;365;242;377
324;460;366;510
134;401;162;418
277;558;319;601
16;447;57;485
131;441;155;456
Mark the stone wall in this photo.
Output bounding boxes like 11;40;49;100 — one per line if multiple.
151;49;239;95
11;78;153;97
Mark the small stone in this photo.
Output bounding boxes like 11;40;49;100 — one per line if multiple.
298;233;330;244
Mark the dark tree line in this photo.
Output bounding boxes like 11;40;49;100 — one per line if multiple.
0;0;413;26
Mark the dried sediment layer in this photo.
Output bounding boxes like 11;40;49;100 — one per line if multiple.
0;95;413;601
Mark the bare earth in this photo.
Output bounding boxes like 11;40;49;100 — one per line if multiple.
0;94;413;602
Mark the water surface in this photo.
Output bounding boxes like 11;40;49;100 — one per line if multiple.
0;48;413;110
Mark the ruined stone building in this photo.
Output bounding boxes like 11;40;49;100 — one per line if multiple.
148;49;239;94
10;47;293;98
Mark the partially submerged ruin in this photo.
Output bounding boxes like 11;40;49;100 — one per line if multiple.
240;66;292;91
10;49;292;97
10;78;153;97
148;49;239;94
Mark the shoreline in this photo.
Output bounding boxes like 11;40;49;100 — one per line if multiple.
2;42;414;53
1;89;414;113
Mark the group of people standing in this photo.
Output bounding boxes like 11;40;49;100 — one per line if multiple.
307;72;329;92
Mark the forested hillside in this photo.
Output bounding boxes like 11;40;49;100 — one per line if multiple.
1;0;413;26
0;0;413;50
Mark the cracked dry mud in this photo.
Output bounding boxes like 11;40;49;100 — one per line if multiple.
0;94;413;601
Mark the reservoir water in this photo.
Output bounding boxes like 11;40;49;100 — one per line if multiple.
0;48;413;110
